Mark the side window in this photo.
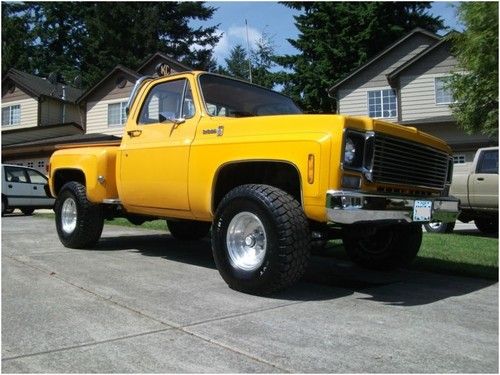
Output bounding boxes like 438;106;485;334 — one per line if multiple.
138;79;195;125
477;150;499;174
26;169;48;184
5;167;28;183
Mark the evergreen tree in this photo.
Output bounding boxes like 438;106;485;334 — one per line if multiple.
448;2;498;137
1;2;220;88
251;33;277;89
277;2;445;113
224;44;250;80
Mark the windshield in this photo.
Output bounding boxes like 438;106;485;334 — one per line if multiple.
199;74;302;117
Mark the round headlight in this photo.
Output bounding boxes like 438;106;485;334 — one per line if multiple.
344;137;356;165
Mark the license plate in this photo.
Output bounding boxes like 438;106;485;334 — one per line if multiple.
413;200;432;222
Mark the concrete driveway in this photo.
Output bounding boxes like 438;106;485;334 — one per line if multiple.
2;215;498;373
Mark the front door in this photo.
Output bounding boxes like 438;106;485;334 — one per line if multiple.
119;78;198;211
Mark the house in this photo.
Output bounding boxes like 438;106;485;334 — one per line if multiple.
1;69;85;172
329;28;495;164
1;52;191;173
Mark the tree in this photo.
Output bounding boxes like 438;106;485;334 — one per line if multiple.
223;44;250;80
276;2;445;113
251;33;277;89
448;2;498;137
1;2;220;88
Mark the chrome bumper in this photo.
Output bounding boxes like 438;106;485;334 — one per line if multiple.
326;190;459;225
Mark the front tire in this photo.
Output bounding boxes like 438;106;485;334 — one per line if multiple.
343;224;422;270
212;184;310;295
55;182;104;248
167;219;211;240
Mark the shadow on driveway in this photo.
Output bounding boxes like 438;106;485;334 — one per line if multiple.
92;233;497;307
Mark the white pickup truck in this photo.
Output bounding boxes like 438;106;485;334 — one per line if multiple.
425;147;498;234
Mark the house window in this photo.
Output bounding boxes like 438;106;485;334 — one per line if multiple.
368;89;397;118
107;101;127;127
2;105;21;126
435;76;454;105
453;154;466;164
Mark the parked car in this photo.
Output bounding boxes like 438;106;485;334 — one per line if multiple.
424;147;498;234
1;164;55;216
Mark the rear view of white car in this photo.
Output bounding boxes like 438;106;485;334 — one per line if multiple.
1;164;55;216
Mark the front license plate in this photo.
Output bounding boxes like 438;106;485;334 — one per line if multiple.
413;200;432;222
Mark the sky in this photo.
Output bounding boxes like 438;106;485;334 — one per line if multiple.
192;1;462;66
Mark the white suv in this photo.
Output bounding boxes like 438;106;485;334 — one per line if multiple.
1;164;55;216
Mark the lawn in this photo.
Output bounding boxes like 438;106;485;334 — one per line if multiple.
34;212;498;280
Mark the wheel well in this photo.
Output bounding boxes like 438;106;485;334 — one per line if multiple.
212;161;302;212
54;169;85;195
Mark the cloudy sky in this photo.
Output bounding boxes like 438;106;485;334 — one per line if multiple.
191;1;462;67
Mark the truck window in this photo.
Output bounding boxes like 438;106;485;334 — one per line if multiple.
138;79;194;124
477;150;499;174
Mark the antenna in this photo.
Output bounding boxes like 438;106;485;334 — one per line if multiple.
245;19;253;83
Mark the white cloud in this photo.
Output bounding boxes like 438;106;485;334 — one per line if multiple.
213;25;262;65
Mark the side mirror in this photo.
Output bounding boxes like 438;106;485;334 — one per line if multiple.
159;112;185;125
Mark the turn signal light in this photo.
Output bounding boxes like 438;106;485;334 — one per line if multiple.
308;154;315;184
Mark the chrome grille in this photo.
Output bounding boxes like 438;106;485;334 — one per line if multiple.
372;134;450;189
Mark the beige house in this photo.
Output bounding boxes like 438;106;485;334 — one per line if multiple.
1;53;191;172
329;28;495;163
2;69;84;173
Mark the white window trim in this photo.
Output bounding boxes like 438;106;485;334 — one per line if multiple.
2;104;21;127
434;76;455;105
366;88;398;119
107;101;128;128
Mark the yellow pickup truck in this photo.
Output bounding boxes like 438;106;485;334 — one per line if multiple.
48;67;459;294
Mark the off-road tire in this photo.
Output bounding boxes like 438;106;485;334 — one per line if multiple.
475;217;498;235
21;208;35;216
343;224;422;270
212;184;311;295
167;219;211;240
424;221;455;233
55;182;104;249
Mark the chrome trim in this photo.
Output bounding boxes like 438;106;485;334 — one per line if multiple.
326;190;459;225
126;76;153;116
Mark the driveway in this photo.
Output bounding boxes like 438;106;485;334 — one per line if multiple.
2;215;498;373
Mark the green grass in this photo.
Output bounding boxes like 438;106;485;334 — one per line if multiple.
34;212;498;280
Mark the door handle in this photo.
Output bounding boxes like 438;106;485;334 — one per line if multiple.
33;186;38;190
127;129;142;137
477;177;485;181
8;184;12;188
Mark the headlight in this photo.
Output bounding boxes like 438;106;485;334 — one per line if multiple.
342;131;365;168
344;137;356;165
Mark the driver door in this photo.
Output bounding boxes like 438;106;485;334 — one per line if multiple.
119;78;198;211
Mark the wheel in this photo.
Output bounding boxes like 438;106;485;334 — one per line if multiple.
54;181;104;248
21;208;35;216
1;197;7;216
212;184;310;295
342;224;422;270
474;217;498;234
167;219;211;240
424;221;455;233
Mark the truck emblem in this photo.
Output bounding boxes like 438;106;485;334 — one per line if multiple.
203;126;224;136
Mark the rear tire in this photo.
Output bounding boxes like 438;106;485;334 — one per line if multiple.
475;217;498;235
343;224;422;270
167;219;211;240
55;182;104;248
212;184;310;295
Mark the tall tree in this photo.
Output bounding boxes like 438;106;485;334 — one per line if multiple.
223;44;250;80
276;2;445;113
251;33;277;89
1;2;220;88
448;2;498;137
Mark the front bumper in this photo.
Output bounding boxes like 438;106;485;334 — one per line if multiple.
326;190;459;225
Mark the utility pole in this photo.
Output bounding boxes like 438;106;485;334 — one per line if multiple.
245;19;253;83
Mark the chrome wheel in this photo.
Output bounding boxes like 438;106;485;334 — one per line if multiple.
428;221;443;230
226;212;267;271
61;197;77;234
